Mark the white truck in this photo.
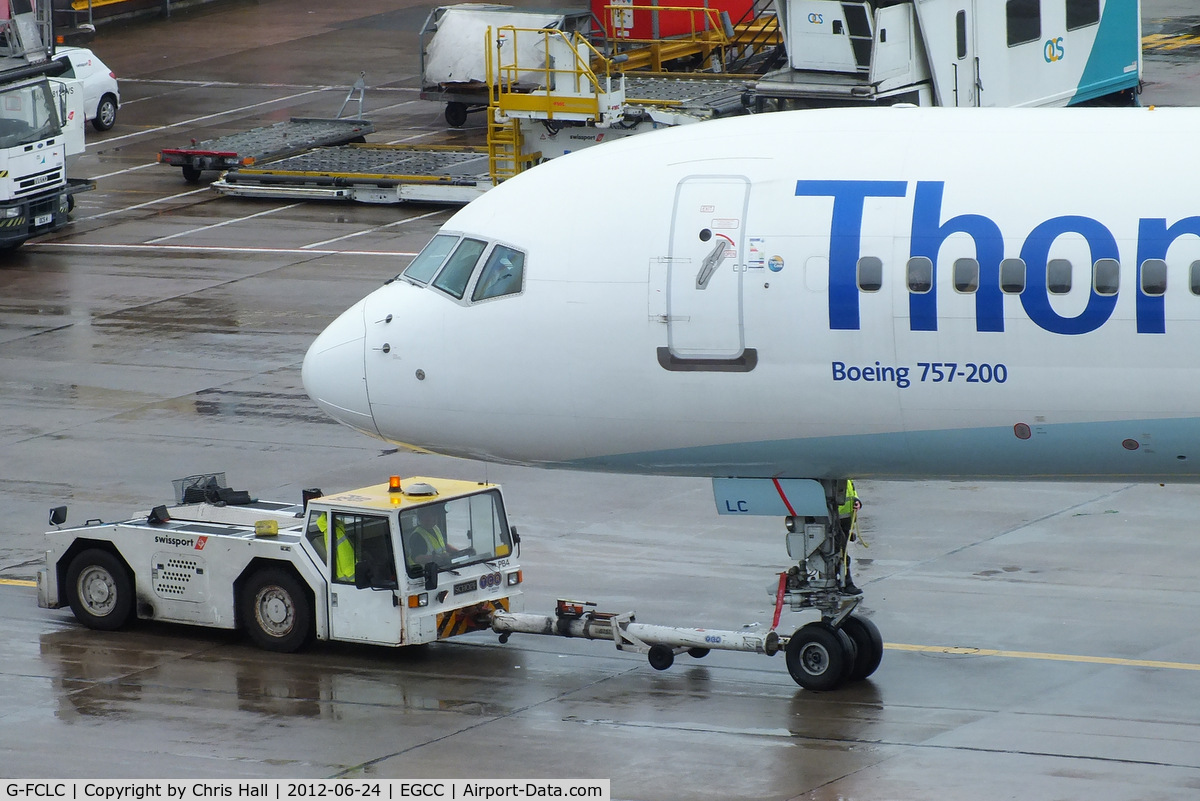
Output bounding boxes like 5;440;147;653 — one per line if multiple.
38;473;525;651
0;0;87;248
756;0;1142;108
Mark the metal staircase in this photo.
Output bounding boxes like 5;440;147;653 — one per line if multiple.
485;26;624;183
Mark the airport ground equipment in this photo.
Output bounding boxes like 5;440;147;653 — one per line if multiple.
157;117;376;184
0;0;91;249
37;471;882;690
754;0;1142;109
38;473;524;651
212;143;495;204
420;4;597;128
213;30;754;205
597;0;781;73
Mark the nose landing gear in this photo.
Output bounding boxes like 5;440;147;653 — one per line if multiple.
775;480;884;691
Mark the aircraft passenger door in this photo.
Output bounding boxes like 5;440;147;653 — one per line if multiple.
666;175;750;360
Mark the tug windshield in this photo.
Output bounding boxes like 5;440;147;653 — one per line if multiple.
400;490;513;578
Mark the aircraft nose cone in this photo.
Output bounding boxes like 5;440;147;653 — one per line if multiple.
302;299;378;437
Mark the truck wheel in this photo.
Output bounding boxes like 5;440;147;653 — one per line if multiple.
444;102;468;128
240;568;312;652
181;166;203;184
66;549;135;631
93;95;117;131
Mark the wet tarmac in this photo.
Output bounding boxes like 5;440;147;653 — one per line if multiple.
2;0;1200;797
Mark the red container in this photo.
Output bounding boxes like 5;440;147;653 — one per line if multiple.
594;0;756;41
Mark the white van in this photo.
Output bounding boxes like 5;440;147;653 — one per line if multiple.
53;46;120;131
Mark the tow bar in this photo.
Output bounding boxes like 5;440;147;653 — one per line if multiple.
492;599;783;671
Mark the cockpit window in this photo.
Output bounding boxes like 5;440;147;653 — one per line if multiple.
472;245;526;301
403;234;457;284
432;238;487;299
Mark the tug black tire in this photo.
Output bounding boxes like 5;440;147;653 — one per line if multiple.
239;568;313;652
66;548;135;631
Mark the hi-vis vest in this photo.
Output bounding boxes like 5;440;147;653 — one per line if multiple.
412;524;447;554
838;480;858;519
318;513;355;581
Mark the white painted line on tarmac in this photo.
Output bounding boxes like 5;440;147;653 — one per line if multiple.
87;88;330;149
146;202;306;244
88;162;160;181
367;99;422;116
384;131;440;145
123;78;420;92
24;242;415;257
300;209;448;250
77;187;213;221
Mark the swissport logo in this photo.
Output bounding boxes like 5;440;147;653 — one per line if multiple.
154;534;202;549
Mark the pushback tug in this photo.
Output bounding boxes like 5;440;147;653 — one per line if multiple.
38;473;881;690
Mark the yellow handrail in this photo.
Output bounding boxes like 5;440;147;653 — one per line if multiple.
486;26;615;99
602;4;732;46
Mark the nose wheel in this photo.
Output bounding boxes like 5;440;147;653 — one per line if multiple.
784;614;882;691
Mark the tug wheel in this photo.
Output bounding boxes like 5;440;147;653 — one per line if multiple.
66;549;135;631
240;568;313;652
840;615;884;681
785;622;852;691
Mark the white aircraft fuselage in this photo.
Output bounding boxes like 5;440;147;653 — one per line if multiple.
304;107;1200;483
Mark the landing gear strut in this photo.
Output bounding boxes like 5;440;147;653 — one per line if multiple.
776;479;883;691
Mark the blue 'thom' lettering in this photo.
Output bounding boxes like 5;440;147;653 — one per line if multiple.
796;179;1200;335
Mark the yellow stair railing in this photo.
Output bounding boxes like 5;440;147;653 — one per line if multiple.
485;26;623;182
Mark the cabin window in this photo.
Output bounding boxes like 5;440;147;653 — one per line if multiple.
403;234;457;284
330;513;396;587
305;514;328;565
1000;258;1026;294
1066;0;1100;30
472;245;526;301
857;256;883;292
906;257;933;294
1093;259;1120;296
953;258;979;293
1190;261;1200;295
1141;259;1168;296
432;238;487;299
400;491;514;580
1006;0;1041;47
1047;259;1072;294
955;11;967;59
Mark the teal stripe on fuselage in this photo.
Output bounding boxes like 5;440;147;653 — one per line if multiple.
565;417;1200;482
1071;0;1140;104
